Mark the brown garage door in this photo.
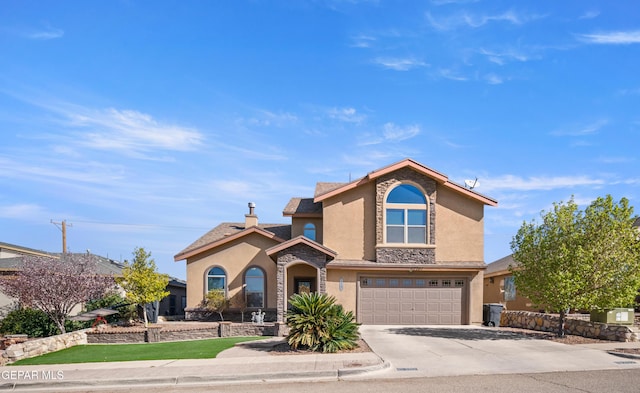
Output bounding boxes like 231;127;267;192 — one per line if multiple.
358;277;464;325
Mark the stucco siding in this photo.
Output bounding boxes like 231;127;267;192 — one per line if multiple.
435;187;485;263
326;270;358;314
185;233;279;309
483;273;537;311
322;182;376;260
291;218;323;243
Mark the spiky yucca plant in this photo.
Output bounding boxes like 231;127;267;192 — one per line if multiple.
286;292;359;353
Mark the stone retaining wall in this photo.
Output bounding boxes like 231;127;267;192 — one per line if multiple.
2;329;89;363
86;322;285;344
501;310;638;342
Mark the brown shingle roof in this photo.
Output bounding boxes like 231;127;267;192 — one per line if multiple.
175;222;291;259
314;182;348;198
282;198;322;216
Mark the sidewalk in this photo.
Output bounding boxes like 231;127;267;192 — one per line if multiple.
0;338;387;391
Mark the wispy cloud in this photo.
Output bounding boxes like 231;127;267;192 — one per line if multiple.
484;73;504;85
64;107;204;155
596;156;635;164
327;107;366;124
578;30;640;45
437;68;468;81
431;0;479;5
373;57;428;71
579;10;600;20
479;48;533;65
359;122;421;146
0;203;48;219
550;119;608;137
350;34;376;48
24;26;64;40
244;110;298;127
482;174;606;192
426;10;541;31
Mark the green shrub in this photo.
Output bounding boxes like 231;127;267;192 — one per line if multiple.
286;292;359;353
0;308;58;337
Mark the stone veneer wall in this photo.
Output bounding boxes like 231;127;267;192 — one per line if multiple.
501;310;638;342
86;322;284;344
276;244;328;322
2;329;89;363
375;167;437;264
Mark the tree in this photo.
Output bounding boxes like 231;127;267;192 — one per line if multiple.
116;247;170;327
203;290;230;321
0;254;115;334
511;195;640;336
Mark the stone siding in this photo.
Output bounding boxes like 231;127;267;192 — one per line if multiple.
86;322;285;344
276;244;328;322
501;310;638;342
375;167;437;264
2;329;88;363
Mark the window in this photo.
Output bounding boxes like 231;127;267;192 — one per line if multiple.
206;267;226;293
303;223;316;241
244;267;265;308
385;184;427;244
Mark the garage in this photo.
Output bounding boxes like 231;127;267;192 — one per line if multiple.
358;277;465;325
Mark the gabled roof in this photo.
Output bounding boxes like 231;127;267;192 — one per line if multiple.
485;254;517;278
0;241;53;258
174;223;291;261
265;236;337;260
313;158;498;206
0;253;124;275
282;198;323;217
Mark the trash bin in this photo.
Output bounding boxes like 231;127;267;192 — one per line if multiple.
483;303;503;327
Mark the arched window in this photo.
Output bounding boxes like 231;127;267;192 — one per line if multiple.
303;223;316;241
385;184;428;244
244;267;265;308
206;267;226;293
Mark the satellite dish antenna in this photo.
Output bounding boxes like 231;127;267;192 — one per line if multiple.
464;178;479;190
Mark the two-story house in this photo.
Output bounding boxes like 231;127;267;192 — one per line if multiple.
174;159;497;325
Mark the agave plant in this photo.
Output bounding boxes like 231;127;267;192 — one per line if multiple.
286;292;359;353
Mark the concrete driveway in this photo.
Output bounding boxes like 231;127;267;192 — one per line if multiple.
357;325;640;378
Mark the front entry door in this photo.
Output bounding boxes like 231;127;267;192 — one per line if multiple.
294;278;316;294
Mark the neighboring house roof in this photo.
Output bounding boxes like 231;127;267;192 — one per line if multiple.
634;217;640;228
313;158;498;206
282;197;323;217
265;236;337;260
174;223;291;261
485;254;517;278
0;252;123;275
0;241;54;258
167;277;187;288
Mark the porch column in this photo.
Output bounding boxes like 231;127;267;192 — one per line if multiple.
318;266;327;294
276;262;286;323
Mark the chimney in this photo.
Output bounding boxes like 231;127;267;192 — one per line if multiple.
245;202;258;228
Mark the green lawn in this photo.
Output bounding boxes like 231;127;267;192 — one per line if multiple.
11;337;263;366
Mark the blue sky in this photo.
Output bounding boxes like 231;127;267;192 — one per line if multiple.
1;1;639;280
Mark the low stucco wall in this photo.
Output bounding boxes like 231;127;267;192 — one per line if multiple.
2;329;89;363
501;310;638;342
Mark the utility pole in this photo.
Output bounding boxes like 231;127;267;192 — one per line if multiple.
51;219;72;254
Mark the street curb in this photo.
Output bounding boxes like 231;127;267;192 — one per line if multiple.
2;362;387;391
